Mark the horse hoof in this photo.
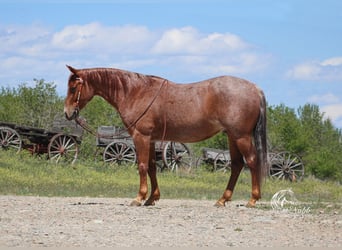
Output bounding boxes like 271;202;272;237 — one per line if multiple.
214;200;225;207
246;200;256;208
144;200;156;206
130;199;142;206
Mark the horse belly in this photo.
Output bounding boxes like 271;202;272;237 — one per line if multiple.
160;117;223;143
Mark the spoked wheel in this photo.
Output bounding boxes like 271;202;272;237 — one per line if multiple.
195;155;215;172
103;141;136;166
269;152;304;181
195;155;206;169
162;142;192;172
195;148;212;170
48;133;79;164
213;151;231;172
0;126;22;153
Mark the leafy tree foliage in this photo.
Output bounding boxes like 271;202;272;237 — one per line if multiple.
299;106;341;180
0;87;20;122
81;96;123;128
268;103;342;181
193;132;228;154
267;104;305;153
0;79;63;128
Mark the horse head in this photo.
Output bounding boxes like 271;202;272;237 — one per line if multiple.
64;65;94;120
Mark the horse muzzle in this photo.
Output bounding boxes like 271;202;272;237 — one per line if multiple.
64;106;79;121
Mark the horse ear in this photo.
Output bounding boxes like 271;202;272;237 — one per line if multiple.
66;65;79;75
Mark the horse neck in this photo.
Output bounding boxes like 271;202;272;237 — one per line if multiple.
88;68;151;112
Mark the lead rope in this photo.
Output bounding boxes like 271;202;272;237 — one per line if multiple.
124;79;168;133
159;81;168;150
75;117;97;136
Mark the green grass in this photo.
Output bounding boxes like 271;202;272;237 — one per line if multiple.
0;150;341;209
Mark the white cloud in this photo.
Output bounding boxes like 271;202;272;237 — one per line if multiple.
307;93;342;128
151;26;270;76
183;52;271;76
51;22;155;54
152;26;249;55
0;22;271;92
109;58;158;70
321;57;342;66
321;104;342;120
287;63;321;80
0;24;51;56
286;57;342;81
308;93;340;104
321;104;342;127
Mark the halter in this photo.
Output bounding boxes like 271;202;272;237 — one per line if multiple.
73;77;84;113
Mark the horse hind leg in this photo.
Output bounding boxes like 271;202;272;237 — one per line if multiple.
215;135;261;207
236;136;261;207
215;138;245;207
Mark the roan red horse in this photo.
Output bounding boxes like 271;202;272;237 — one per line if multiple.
64;65;268;207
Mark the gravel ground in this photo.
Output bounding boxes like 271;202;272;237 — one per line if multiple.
0;195;341;247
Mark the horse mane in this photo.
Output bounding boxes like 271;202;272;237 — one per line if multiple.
80;68;164;86
77;68;167;102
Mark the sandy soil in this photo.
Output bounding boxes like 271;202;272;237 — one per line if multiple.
0;195;341;247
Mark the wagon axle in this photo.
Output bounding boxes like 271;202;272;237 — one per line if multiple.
1;139;9;147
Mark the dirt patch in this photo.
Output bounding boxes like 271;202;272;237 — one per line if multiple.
0;195;341;247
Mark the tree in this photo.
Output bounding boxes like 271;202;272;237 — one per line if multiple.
16;79;63;128
266;103;342;181
0;79;63;128
298;105;342;180
267;104;306;153
0;87;21;122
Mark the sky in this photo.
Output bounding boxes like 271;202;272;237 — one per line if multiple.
1;0;342;128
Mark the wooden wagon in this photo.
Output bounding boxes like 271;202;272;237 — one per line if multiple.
196;147;305;181
0;117;83;164
95;125;193;172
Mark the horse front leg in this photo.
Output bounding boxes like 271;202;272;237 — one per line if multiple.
144;142;160;206
130;135;151;206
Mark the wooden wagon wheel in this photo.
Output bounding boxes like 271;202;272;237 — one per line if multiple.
194;148;214;170
213;151;231;172
269;151;304;181
0;126;22;153
48;133;79;164
162;142;192;172
195;155;206;169
103;141;136;166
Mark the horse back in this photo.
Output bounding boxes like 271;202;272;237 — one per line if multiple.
149;75;261;141
167;75;261;120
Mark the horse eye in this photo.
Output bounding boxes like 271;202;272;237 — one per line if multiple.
70;87;76;94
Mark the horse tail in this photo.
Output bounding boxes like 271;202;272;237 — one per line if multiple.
254;88;269;184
